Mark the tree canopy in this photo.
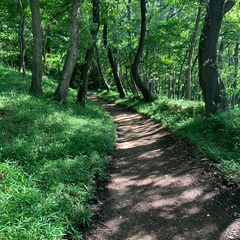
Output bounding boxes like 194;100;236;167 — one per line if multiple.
0;0;239;114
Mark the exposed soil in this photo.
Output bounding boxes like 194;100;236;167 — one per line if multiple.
83;95;240;240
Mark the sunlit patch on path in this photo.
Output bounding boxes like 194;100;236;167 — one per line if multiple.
83;95;240;240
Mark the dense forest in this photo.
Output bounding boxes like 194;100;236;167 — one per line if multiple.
0;0;240;239
0;0;239;113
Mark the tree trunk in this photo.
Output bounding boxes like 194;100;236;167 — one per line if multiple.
43;24;51;74
18;0;26;76
231;42;239;107
95;45;110;92
178;51;187;99
103;24;125;98
126;0;138;96
131;0;153;102
76;0;100;107
30;0;43;94
185;5;202;100
198;0;235;115
54;0;80;103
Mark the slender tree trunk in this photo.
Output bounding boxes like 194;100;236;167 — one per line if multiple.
131;0;153;102
178;51;187;99
126;0;138;95
172;68;176;99
231;42;239;107
199;0;235;115
30;0;43;94
76;0;100;107
103;24;125;98
185;5;202;100
54;0;80;103
18;0;26;76
95;45;110;92
43;24;51;73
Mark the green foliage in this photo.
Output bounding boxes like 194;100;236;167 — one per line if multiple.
98;90;240;183
0;66;116;239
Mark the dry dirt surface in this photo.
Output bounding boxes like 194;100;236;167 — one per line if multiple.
83;95;240;240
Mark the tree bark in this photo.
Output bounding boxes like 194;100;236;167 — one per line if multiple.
30;0;43;94
198;0;235;115
95;45;110;92
103;24;125;98
185;5;202;100
54;0;80;103
126;0;138;95
231;42;239;107
18;0;26;76
131;0;153;102
76;0;100;107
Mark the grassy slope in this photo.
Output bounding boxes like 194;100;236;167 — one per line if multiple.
0;66;116;239
98;90;240;183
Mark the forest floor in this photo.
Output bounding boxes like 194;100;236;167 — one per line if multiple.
83;95;240;240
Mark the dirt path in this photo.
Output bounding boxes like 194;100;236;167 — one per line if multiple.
83;95;240;240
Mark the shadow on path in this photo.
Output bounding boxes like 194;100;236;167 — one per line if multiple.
83;95;240;240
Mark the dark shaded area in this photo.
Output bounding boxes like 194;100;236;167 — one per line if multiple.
83;95;240;240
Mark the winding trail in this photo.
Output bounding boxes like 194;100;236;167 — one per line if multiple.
84;95;240;240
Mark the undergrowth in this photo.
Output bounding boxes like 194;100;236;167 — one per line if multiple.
0;66;116;239
98;90;240;183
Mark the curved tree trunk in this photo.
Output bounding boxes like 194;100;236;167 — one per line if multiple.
76;0;100;107
199;0;235;115
30;0;43;94
185;5;202;100
18;0;26;76
54;0;80;103
103;24;125;98
131;0;153;102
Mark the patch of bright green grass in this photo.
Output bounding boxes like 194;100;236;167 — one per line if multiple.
98;90;240;183
0;66;116;239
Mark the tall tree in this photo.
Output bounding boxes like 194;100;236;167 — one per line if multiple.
76;0;100;107
95;44;110;92
231;42;239;107
199;0;235;115
131;0;153;102
18;0;26;76
30;0;43;94
54;0;81;103
103;23;125;98
185;4;202;100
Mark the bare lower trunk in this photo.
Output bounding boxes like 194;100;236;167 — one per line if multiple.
103;24;125;98
96;46;110;92
199;0;235;115
54;0;80;103
30;0;43;94
76;0;100;107
178;51;187;99
185;5;202;100
43;24;50;73
76;46;95;106
231;42;239;107
18;0;26;76
131;0;153;102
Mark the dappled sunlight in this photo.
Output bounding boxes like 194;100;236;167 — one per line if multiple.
85;96;240;240
220;219;240;240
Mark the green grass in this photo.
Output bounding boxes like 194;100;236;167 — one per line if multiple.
0;66;116;239
98;90;240;183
